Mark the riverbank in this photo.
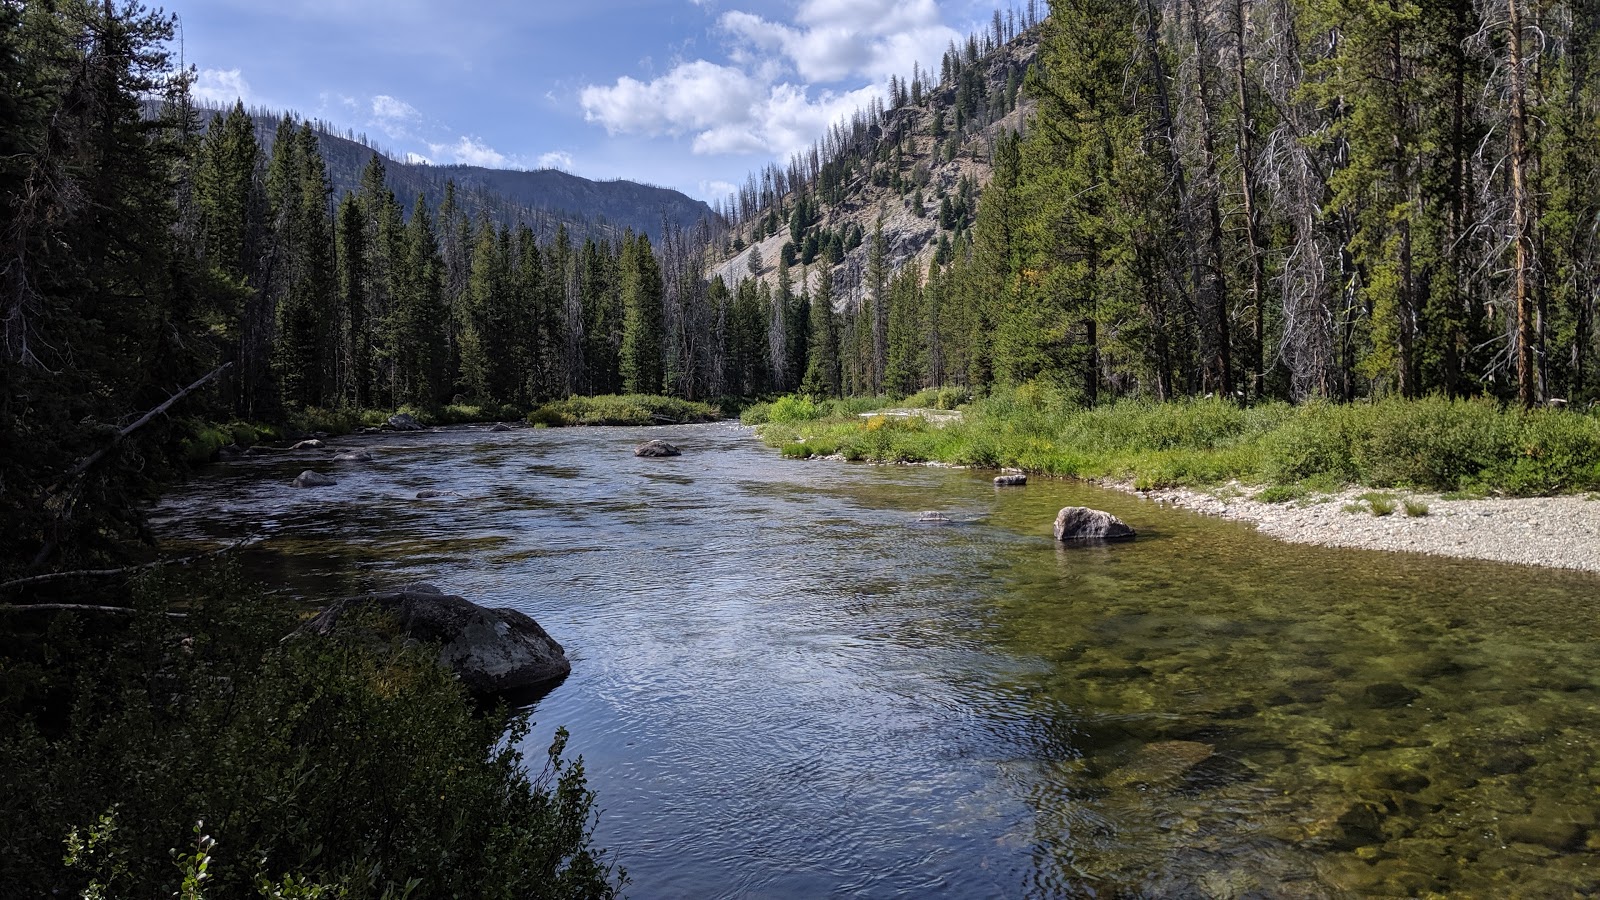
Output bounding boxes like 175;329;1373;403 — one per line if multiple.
746;389;1600;573
1121;480;1600;573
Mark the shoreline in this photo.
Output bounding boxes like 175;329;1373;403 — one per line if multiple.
1113;480;1600;574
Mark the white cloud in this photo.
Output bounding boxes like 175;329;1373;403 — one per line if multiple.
701;179;738;199
721;0;956;83
577;0;961;160
193;68;254;105
538;150;575;171
580;61;764;137
372;94;421;123
404;151;434;165
428;136;510;168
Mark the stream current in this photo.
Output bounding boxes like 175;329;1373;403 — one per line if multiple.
151;422;1600;898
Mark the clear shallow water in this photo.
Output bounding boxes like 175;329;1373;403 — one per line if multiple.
151;422;1600;898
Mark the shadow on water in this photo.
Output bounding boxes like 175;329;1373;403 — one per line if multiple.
151;422;1600;898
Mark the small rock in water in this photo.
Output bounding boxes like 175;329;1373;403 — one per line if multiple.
490;423;513;432
416;489;457;499
635;439;682;457
916;511;953;524
994;473;1027;487
333;449;374;462
290;439;325;451
388;413;423;431
1054;507;1136;542
292;470;337;488
1362;681;1420;709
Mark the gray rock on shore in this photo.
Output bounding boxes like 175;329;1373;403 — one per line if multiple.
293;470;337;488
388;413;423;431
1054;506;1136;542
635;439;682;457
300;584;570;698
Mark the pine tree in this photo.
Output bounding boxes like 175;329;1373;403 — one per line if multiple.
619;232;665;394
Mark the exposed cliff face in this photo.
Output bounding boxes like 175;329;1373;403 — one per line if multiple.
709;29;1040;310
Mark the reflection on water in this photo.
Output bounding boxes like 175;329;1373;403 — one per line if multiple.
151;422;1600;898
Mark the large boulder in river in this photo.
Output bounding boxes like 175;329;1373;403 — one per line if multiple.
388;412;423;431
1054;506;1135;542
293;470;337;488
301;584;570;699
635;439;682;457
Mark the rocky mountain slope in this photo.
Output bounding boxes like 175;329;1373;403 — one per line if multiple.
709;25;1040;308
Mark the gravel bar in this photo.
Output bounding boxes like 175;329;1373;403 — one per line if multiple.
1119;482;1600;573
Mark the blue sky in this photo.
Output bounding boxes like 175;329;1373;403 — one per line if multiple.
178;0;1019;204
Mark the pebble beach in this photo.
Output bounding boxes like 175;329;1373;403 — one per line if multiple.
1126;482;1600;574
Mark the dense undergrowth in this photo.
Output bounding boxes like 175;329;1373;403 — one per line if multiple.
527;394;724;427
746;387;1600;497
0;566;623;899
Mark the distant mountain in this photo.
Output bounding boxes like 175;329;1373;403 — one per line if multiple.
229;109;715;242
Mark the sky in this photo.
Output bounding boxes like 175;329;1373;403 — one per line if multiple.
175;0;1019;205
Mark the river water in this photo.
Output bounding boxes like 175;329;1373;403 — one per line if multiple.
151;422;1600;898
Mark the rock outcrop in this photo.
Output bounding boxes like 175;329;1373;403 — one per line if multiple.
1054;507;1135;542
635;439;682;457
301;584;570;699
293;470;337;488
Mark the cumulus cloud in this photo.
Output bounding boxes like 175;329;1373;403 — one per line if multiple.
428;136;510;168
721;0;956;83
404;151;434;165
577;0;959;159
193;68;254;105
581;61;763;137
538;150;575;171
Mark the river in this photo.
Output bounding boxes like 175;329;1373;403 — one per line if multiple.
151;422;1600;898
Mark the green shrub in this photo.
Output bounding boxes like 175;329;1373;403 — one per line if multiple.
528;395;720;427
767;395;822;424
1403;498;1430;517
0;567;622;899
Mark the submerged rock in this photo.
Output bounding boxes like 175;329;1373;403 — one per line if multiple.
217;443;247;461
490;423;513;432
916;511;953;524
290;439;326;451
300;584;570;699
333;449;374;462
635;439;682;457
1054;506;1136;542
1106;740;1215;789
416;489;460;499
292;470;337;488
388;413;423;431
994;473;1028;487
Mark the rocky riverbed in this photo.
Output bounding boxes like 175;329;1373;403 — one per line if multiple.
1125;481;1600;573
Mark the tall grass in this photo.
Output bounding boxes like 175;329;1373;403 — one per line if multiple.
752;386;1600;497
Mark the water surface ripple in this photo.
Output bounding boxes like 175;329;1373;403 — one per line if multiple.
151;423;1600;898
